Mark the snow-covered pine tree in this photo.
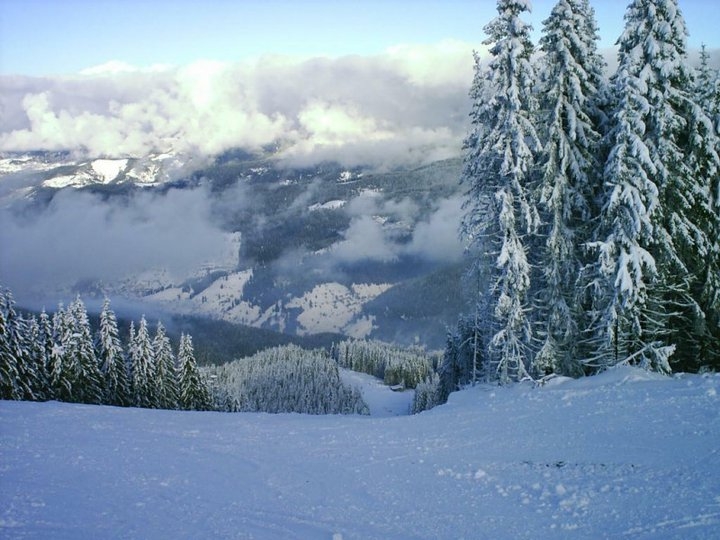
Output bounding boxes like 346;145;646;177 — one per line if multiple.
67;296;103;404
177;333;211;411
630;0;717;371
0;289;32;400
533;0;605;377
97;297;130;406
24;316;50;400
49;305;74;401
577;0;609;131
684;44;720;369
586;58;667;371
129;316;157;408
38;309;55;399
695;45;720;133
585;0;707;373
438;315;480;401
153;321;179;410
460;0;540;383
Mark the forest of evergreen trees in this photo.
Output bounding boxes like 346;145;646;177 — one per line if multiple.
453;0;720;385
332;339;440;389
203;345;370;414
0;288;213;411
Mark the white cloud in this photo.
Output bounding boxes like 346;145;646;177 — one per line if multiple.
330;215;398;264
0;185;232;294
0;41;485;167
384;39;485;87
406;196;465;262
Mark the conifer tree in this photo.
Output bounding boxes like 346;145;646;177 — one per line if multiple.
49;305;74;401
97;298;130;406
684;44;720;369
38;310;55;399
67;296;103;404
153;321;179;410
177;333;211;411
24;316;49;400
0;289;30;400
585;0;706;373
460;0;539;383
533;0;605;376
587;46;669;371
129;316;156;408
695;45;720;132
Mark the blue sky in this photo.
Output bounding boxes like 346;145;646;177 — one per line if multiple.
1;0;718;75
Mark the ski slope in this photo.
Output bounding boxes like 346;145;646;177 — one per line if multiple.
1;366;719;539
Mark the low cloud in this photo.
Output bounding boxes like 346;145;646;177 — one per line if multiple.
0;41;481;168
406;196;465;262
331;215;399;264
326;194;464;267
0;185;233;297
346;191;419;221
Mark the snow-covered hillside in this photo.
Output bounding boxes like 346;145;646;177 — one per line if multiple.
0;152;190;194
143;273;393;339
2;366;719;539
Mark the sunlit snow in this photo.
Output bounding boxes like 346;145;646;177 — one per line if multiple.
90;159;128;183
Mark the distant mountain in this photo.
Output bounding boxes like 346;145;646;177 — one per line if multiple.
1;149;470;351
0;151;195;198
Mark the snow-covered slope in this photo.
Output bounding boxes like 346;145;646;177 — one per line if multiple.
0;152;189;193
2;366;719;539
287;282;392;337
143;272;393;338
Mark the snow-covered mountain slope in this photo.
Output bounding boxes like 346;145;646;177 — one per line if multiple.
2;366;719;539
2;152;466;349
286;282;393;337
142;270;392;339
0;151;191;195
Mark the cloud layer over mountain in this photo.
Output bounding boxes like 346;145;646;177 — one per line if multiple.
0;41;482;168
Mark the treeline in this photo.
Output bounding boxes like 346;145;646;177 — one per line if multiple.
0;288;212;410
203;345;369;415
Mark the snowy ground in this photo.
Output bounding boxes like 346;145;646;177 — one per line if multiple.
1;366;719;539
339;368;414;417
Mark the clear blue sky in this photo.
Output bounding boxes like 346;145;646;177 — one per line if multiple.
0;0;718;75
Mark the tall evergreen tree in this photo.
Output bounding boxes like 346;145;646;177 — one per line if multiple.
24;316;50;400
585;0;707;372
97;298;130;406
38;310;55;399
533;0;605;376
129;316;156;408
67;296;103;404
695;45;720;133
460;0;540;383
0;289;31;400
177;333;211;411
153;321;179;410
49;304;74;401
587;38;669;371
685;44;720;369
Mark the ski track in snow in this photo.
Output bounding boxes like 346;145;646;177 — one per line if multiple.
1;367;719;539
